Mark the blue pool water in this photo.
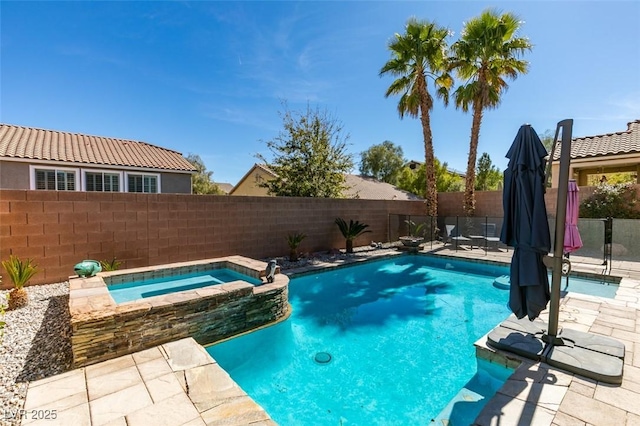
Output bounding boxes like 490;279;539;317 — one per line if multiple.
207;256;515;425
108;268;262;303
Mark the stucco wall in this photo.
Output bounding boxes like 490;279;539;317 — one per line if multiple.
0;161;192;194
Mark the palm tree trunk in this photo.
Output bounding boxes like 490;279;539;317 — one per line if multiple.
464;99;484;216
417;75;437;217
346;239;353;254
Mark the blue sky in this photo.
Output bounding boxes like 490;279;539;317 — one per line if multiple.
3;1;639;185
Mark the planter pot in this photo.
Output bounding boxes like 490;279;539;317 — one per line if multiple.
399;236;425;247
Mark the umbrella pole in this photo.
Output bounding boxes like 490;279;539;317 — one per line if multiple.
547;119;573;340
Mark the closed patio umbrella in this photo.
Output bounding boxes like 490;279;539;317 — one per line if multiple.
500;124;551;321
563;179;583;254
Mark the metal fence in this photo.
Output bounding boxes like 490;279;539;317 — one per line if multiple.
388;214;640;266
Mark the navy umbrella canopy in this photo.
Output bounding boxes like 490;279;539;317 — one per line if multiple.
500;124;551;321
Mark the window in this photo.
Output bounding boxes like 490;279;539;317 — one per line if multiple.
127;174;158;193
34;168;76;191
86;172;120;192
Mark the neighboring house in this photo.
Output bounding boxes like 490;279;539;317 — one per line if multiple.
551;119;640;187
215;182;234;195
229;163;421;200
229;163;276;196
344;175;422;200
0;124;196;193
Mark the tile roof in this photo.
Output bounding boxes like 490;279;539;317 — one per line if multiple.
215;182;234;194
0;124;196;172
344;174;423;200
552;120;640;160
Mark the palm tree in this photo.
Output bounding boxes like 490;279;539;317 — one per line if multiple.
380;18;453;217
451;9;532;216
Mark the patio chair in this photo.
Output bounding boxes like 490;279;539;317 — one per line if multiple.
445;224;471;250
480;223;504;251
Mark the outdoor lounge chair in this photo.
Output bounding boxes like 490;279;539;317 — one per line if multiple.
480;223;504;251
445;224;471;250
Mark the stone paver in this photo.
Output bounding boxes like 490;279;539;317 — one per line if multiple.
23;338;276;426
559;390;627;425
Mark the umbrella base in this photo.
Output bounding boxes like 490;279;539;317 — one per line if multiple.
487;315;625;384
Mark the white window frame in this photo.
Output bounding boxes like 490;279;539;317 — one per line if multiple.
30;165;80;191
83;169;124;192
125;172;161;193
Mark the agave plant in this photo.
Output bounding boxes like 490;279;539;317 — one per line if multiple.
286;232;306;262
100;257;122;272
335;218;371;254
1;255;39;310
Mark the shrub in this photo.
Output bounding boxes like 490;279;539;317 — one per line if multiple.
335;218;371;253
100;257;122;271
286;232;306;261
580;183;640;219
1;255;39;310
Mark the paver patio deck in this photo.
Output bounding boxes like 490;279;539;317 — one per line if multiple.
21;338;275;426
21;243;640;425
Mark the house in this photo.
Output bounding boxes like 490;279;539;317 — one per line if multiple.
229;163;276;196
215;182;234;194
343;175;422;200
550;119;640;187
229;163;421;200
0;124;196;193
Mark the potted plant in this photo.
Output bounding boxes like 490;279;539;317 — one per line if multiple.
335;218;371;254
400;220;426;247
1;255;39;310
286;232;306;261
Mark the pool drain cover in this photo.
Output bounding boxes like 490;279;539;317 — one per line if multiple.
314;352;332;364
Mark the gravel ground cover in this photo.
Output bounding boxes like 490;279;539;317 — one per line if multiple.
0;283;72;426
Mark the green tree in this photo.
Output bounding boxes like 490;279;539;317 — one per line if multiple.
359;141;405;184
436;161;465;193
186;154;222;195
475;153;502;191
380;18;453;216
539;130;555;187
257;103;354;197
539;129;555;152
451;9;532;216
397;159;463;197
397;164;426;197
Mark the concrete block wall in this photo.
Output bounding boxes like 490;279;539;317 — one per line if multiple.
0;190;425;287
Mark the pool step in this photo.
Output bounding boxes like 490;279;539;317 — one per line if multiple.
141;275;223;298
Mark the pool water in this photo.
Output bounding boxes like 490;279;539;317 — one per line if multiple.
108;268;262;303
207;256;515;425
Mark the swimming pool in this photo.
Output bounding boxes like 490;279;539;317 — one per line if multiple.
108;268;263;303
207;255;515;424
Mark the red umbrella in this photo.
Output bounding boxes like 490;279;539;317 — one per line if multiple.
563;179;583;254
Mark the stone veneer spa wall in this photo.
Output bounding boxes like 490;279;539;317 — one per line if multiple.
69;256;289;367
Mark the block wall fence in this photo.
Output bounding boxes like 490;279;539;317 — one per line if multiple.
0;190;425;287
2;185;638;288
